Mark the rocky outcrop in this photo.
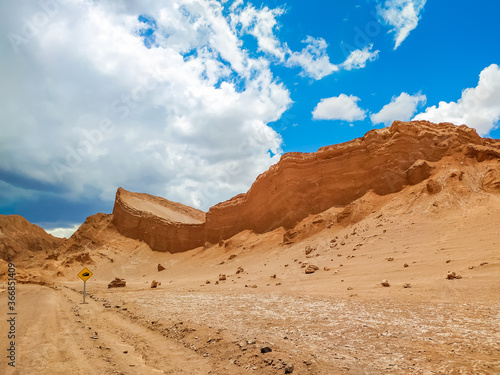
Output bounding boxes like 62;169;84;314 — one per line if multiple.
54;213;114;256
112;188;206;253
112;121;500;253
0;214;64;261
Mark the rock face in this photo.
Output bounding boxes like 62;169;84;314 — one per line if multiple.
0;214;64;261
112;188;206;253
111;121;500;253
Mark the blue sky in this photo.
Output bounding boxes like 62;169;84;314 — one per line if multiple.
0;0;499;237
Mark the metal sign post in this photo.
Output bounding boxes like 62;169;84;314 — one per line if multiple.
83;281;87;303
78;267;93;304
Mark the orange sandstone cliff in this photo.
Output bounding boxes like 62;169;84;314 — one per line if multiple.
112;188;206;252
112;121;500;253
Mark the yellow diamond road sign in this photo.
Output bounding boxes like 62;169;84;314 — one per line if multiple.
78;267;93;282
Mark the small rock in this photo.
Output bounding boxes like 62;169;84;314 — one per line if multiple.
324;267;330;271
284;363;294;373
261;346;272;354
157;264;165;272
228;254;237;260
446;259;451;263
270;274;276;278
219;274;227;281
150;280;159;288
305;245;315;255
206;280;211;284
386;257;394;261
347;287;353;290
446;271;462;280
403;263;409;268
305;265;319;274
381;279;390;287
426;179;442;194
403;283;411;288
108;277;126;288
236;266;244;274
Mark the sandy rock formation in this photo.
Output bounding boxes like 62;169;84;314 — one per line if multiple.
0;214;64;261
54;213;114;256
111;121;500;253
112;188;205;253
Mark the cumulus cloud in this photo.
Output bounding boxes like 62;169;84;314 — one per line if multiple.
286;36;339;80
371;92;426;126
0;0;292;218
377;0;427;49
312;94;366;121
233;4;286;61
413;64;500;135
341;44;380;71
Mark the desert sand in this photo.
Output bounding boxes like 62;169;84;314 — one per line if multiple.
1;121;499;374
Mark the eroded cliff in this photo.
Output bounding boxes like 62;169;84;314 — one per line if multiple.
111;121;500;252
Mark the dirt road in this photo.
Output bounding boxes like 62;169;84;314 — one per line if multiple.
0;284;212;375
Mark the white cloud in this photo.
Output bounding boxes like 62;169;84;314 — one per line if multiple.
341;44;380;71
0;0;292;212
233;4;286;61
46;224;80;239
312;94;366;121
371;92;426;126
413;64;500;135
286;36;338;80
377;0;427;49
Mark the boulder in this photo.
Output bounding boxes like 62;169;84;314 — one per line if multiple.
446;271;462;280
151;280;159;288
108;277;126;288
305;265;319;274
